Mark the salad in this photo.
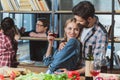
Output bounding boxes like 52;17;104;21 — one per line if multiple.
15;72;68;80
15;71;80;80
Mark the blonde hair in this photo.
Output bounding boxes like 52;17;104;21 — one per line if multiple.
63;18;81;42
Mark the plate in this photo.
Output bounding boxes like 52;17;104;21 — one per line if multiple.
96;73;120;80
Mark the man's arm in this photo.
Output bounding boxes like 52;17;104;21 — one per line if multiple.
75;67;85;74
94;33;108;56
55;67;85;74
29;32;47;37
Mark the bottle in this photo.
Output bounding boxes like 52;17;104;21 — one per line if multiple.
85;45;94;80
100;46;108;73
101;53;108;73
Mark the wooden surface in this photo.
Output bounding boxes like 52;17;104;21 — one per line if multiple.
18;62;48;73
18;65;48;73
4;63;120;80
107;69;120;74
20;37;120;42
96;73;120;80
80;76;85;80
4;77;85;80
20;37;62;41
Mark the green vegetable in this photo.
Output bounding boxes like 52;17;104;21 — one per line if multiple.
15;72;68;80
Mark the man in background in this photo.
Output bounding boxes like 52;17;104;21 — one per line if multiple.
20;18;49;61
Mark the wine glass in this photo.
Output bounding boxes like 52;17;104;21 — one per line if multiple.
90;59;101;79
49;26;58;38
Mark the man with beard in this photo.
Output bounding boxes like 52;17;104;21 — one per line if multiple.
57;1;108;75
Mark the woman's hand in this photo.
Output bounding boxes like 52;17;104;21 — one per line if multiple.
45;31;55;57
47;31;55;43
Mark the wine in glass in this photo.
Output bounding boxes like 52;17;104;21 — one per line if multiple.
49;26;58;38
90;59;101;78
49;33;58;37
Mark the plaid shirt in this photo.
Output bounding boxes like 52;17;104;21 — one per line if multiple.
81;21;108;66
0;31;15;67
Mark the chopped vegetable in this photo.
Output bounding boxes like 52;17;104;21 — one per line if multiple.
67;71;80;80
15;72;68;80
0;74;4;80
10;71;16;80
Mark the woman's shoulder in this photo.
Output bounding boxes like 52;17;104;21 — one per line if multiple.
67;38;80;45
68;38;79;42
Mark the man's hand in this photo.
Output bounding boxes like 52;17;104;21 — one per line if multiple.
19;27;25;34
54;68;68;74
58;42;66;51
29;32;36;37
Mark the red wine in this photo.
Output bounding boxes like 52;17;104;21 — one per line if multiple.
49;33;58;37
90;70;100;76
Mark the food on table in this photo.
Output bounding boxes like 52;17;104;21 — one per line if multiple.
0;66;30;77
67;71;80;80
15;72;68;80
15;71;80;80
0;74;4;80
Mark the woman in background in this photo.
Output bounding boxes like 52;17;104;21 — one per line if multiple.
0;17;19;67
43;18;83;74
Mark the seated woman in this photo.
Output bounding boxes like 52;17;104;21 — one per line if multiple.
43;18;83;74
0;17;19;67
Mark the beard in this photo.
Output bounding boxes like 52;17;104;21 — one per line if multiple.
80;21;89;28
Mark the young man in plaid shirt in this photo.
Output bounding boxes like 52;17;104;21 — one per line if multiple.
58;1;108;74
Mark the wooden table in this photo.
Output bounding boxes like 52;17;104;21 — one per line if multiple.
93;73;120;80
18;62;48;73
4;63;120;80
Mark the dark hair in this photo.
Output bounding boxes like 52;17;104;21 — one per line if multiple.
1;17;18;52
37;18;49;31
72;1;95;20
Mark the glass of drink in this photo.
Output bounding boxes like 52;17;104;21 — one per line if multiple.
49;26;58;38
90;59;101;79
49;33;58;37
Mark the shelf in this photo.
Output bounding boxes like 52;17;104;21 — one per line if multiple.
20;37;62;41
55;10;112;14
55;11;72;14
115;10;120;14
0;10;113;14
109;40;120;43
95;11;112;14
109;37;120;43
0;10;52;14
20;37;120;42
